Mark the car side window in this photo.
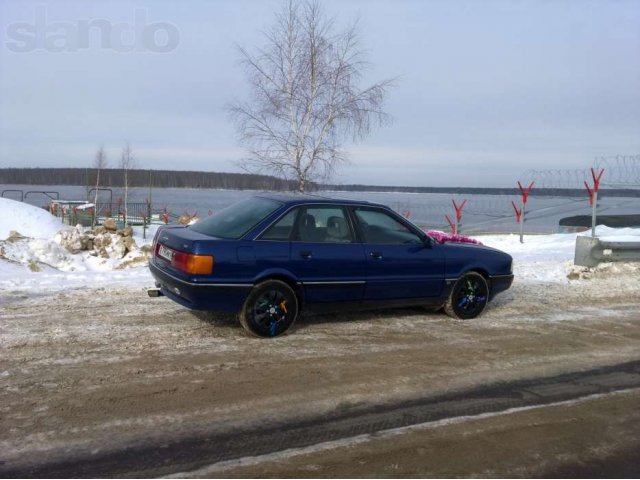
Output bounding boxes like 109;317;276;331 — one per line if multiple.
259;209;298;241
294;207;354;243
354;208;423;245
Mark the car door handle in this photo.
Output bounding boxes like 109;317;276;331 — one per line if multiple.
299;251;313;259
369;251;383;259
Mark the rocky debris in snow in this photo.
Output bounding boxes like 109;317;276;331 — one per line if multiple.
7;231;26;242
567;262;640;281
56;225;140;259
121;225;134;237
567;266;593;280
115;252;150;269
0;224;153;273
103;218;117;231
0;237;78;271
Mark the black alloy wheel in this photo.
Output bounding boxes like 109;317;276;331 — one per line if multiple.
444;272;489;320
239;280;299;337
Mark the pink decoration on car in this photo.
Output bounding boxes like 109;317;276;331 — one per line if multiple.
426;230;483;246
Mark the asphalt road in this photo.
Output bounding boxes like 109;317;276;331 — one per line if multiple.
1;276;639;478
3;361;640;478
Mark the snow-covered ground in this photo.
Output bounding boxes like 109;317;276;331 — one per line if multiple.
1;196;639;296
0;197;158;294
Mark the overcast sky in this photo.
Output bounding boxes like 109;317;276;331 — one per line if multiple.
1;0;639;187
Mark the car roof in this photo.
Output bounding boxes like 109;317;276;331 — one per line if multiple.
254;192;383;208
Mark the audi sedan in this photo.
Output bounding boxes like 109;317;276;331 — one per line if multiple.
148;194;513;337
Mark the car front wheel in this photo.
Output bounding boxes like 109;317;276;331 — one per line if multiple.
444;272;489;320
239;280;299;337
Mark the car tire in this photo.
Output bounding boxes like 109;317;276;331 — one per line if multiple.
444;271;489;320
239;280;299;337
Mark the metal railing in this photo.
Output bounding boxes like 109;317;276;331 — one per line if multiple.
50;201;153;227
574;236;640;267
1;189;24;201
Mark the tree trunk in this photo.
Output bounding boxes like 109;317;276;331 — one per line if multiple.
124;169;129;225
92;170;100;229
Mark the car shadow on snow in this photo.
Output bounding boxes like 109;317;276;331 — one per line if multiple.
189;311;242;330
187;306;442;336
297;305;441;326
187;299;517;336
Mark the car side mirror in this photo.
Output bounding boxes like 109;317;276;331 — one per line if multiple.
423;236;433;248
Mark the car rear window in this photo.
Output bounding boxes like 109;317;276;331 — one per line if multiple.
189;197;282;239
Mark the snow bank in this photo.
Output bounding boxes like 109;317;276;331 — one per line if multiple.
0;197;68;240
480;232;577;283
598;227;640;242
0;198;158;294
480;226;640;283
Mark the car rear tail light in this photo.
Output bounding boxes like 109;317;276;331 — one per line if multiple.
155;243;214;275
151;227;162;253
172;251;214;275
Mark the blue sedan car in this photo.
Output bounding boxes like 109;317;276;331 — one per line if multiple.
148;194;513;337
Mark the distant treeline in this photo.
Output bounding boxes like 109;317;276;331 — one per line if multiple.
1;168;638;197
323;183;640;198
0;168;294;191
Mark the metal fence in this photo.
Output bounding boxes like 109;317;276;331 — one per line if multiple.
50;201;153;228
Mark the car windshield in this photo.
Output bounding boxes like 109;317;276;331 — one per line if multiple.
189;197;282;239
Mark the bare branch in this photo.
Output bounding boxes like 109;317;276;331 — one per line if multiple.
120;141;136;225
228;0;395;192
91;146;108;228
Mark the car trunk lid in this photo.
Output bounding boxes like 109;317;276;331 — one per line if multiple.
155;225;221;253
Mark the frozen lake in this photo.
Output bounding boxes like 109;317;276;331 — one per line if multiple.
2;184;639;234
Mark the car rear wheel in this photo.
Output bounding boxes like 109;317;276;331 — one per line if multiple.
444;272;489;320
239;280;299;337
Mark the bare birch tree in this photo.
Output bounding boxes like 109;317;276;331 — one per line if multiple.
120;142;135;225
92;146;108;228
229;0;394;192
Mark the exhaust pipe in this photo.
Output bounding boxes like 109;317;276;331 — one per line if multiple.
147;288;163;298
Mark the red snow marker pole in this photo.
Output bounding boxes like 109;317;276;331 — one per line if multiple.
452;199;467;234
584;181;594;207
591;168;604;192
445;215;456;235
161;205;170;224
517;181;534;204
516;181;534;243
585;168;604;237
511;201;522;224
